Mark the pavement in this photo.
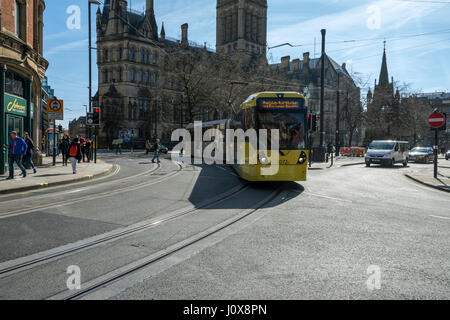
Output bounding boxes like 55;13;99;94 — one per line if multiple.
309;155;365;170
0;155;114;195
405;164;450;193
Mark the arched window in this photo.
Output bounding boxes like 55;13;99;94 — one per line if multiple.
119;48;123;60
130;47;135;60
145;71;149;84
130;69;135;82
152;54;157;65
152;72;157;85
146;51;150;64
138;70;143;83
141;49;145;63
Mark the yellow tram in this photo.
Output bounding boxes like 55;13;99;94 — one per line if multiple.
186;92;310;182
233;92;309;182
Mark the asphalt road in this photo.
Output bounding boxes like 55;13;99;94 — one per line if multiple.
0;154;448;299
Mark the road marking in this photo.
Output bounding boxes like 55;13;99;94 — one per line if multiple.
304;192;353;203
430;215;450;221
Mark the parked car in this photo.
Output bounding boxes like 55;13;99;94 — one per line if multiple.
446;150;450;161
365;140;409;167
408;147;432;163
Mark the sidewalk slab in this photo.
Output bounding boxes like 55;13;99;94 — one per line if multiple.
0;157;114;195
405;167;450;193
308;156;365;170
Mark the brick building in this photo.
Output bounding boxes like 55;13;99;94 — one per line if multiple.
0;0;48;174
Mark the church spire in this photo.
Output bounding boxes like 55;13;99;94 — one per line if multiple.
160;22;165;41
378;40;389;87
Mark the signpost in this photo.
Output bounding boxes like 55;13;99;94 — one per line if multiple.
428;112;446;179
47;99;63;166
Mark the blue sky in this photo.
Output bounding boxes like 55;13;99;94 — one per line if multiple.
44;0;450;128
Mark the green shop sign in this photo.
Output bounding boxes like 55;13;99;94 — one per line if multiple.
5;94;27;116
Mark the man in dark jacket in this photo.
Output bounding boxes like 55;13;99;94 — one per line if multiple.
23;132;37;174
5;131;28;179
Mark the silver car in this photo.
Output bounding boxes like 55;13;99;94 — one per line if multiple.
408;147;432;163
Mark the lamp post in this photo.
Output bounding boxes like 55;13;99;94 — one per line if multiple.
88;0;100;146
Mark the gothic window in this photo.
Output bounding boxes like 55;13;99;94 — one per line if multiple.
103;70;108;83
146;51;150;64
138;70;143;83
152;72;157;85
145;72;149;84
130;47;135;60
130;69;135;82
141;49;145;63
152;54;157;65
119;48;123;60
118;68;122;81
103;49;109;62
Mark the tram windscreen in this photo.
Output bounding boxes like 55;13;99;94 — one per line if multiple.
258;111;306;150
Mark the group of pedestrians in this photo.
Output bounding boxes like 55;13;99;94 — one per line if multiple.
4;131;37;180
59;135;92;174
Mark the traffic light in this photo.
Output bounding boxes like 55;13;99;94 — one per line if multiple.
308;114;318;132
58;125;63;133
93;107;100;125
131;129;135;137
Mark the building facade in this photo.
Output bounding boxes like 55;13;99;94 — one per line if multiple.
96;0;362;148
0;0;48;174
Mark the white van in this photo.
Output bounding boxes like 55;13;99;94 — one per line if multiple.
365;140;409;167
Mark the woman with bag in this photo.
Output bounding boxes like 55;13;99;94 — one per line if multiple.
68;137;82;174
23;132;37;174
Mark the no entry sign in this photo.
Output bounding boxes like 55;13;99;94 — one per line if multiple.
428;112;446;129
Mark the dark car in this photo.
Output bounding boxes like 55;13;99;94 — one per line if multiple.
408;147;432;163
446;150;450;161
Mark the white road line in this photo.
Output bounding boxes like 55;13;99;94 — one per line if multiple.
304;192;353;203
430;215;450;221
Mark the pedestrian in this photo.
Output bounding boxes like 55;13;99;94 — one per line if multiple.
85;139;92;163
5;131;28;179
60;134;71;166
79;136;87;162
152;138;161;164
68;137;82;174
115;142;122;155
22;132;37;174
145;139;151;155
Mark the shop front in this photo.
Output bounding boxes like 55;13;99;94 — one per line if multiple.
1;69;33;175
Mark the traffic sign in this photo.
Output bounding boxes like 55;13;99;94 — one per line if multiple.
47;99;64;120
428;112;445;129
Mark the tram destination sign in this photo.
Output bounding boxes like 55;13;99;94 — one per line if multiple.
258;98;304;110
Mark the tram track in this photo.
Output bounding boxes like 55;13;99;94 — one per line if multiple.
51;186;284;300
0;180;249;277
0;162;185;219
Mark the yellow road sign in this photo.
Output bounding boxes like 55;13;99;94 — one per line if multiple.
47;99;64;120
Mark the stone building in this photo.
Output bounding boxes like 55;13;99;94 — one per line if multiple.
0;0;48;174
96;0;362;148
270;52;363;148
216;0;267;64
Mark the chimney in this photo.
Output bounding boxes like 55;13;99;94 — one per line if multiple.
146;0;154;13
302;52;310;72
181;23;189;47
292;59;300;71
281;56;290;70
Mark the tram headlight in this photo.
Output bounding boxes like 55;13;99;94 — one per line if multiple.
298;151;307;165
259;152;270;165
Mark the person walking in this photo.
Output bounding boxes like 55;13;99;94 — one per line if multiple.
60;134;71;166
152;138;161;164
145;139;151;155
5;131;28;179
23;132;37;174
85;139;92;163
68;137;82;174
79;136;87;162
115;142;122;155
